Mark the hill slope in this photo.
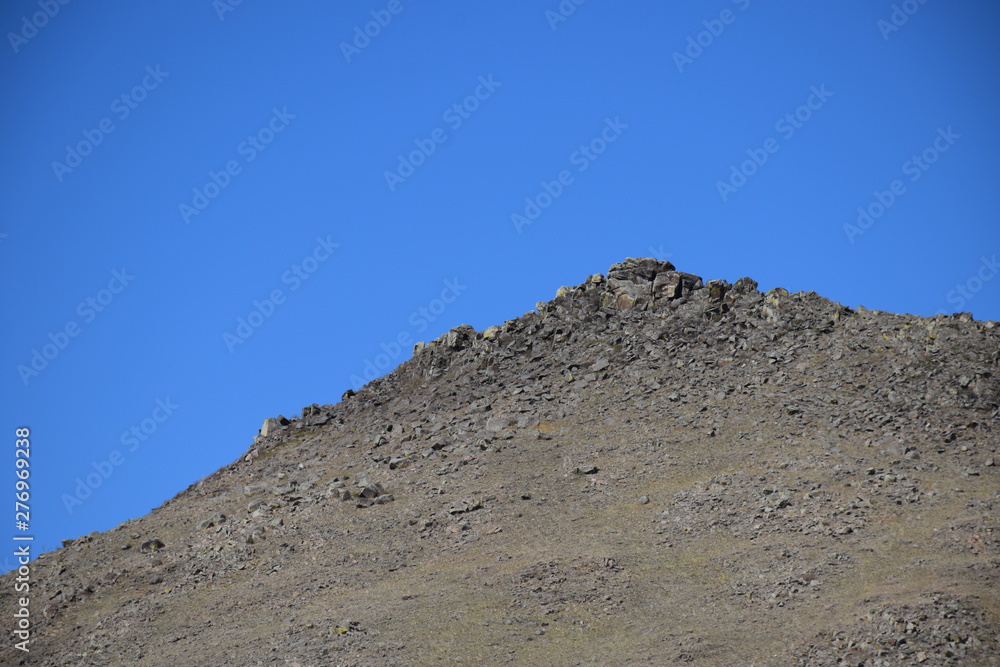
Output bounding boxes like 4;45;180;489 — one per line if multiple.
5;258;999;666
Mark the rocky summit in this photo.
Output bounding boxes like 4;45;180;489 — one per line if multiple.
4;258;999;666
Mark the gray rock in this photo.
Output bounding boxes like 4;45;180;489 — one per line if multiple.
260;418;279;437
259;416;288;437
247;499;267;512
198;512;226;530
361;483;386;499
244;482;269;496
140;539;165;553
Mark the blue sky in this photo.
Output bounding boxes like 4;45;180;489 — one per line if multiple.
2;1;998;569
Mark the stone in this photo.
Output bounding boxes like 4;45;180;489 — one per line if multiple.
652;271;703;301
706;279;729;303
445;324;477;350
198;512;226;530
247;499;266;512
389;456;411;470
607;257;675;280
260;418;281;438
732;276;759;295
361;483;386;499
244;482;269;496
140;539;165;553
595;258;688;311
449;500;483;514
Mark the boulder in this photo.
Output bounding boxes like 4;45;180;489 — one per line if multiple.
652;271;702;301
259;416;289;437
260;418;280;438
197;512;226;530
595;259;702;310
140;539;165;553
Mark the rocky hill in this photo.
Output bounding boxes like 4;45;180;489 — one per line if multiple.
4;258;999;666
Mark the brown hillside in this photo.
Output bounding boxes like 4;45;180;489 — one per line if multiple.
4;258;998;666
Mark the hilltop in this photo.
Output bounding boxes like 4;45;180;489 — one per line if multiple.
4;258;999;666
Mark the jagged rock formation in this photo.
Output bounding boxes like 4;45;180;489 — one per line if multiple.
3;259;998;666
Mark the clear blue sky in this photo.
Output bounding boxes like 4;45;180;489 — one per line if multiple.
2;1;998;569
